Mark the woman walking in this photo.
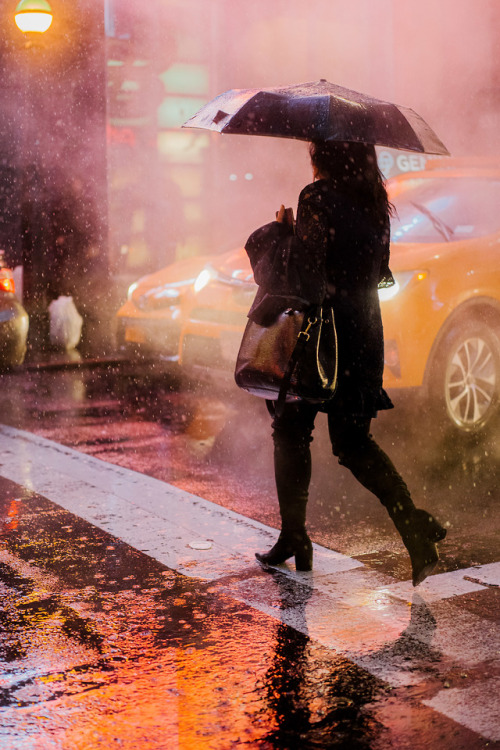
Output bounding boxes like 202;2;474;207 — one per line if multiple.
247;140;446;586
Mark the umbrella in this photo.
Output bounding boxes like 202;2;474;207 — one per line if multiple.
182;79;449;155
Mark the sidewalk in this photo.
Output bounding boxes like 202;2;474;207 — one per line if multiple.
21;345;127;372
0;424;499;749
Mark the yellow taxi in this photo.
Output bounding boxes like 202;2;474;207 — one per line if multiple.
117;159;500;435
116;254;214;364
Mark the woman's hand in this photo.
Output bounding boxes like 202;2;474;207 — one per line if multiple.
276;205;294;227
275;204;286;223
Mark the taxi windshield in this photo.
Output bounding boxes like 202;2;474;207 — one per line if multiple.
390;177;500;243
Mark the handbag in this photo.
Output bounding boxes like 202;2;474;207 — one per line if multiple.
234;305;338;415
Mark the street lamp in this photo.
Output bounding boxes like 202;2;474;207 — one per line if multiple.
14;0;53;34
14;0;54;353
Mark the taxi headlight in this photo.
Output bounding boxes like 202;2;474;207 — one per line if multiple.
378;279;401;302
194;266;217;294
127;281;139;300
378;270;427;302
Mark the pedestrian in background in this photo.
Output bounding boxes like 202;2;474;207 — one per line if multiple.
247;140;447;586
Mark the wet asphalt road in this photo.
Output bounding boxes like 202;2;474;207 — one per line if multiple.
3;358;499;576
0;358;499;749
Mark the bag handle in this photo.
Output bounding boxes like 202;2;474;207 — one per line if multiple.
275;310;318;418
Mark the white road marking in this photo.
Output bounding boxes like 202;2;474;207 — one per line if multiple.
424;677;500;742
463;561;500;588
0;424;360;581
380;568;487;602
0;424;499;742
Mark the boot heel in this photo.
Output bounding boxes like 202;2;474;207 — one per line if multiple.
405;509;447;586
414;509;447;542
256;531;313;571
295;543;313;572
295;550;312;573
429;518;447;542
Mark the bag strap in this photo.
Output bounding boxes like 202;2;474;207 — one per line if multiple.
275;311;319;418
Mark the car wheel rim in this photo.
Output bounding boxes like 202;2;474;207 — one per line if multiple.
445;336;497;428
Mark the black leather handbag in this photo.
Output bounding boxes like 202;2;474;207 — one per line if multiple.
234;305;338;415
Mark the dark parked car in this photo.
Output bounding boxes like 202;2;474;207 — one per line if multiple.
0;262;29;370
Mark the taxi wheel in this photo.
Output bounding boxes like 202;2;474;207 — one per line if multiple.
433;321;500;434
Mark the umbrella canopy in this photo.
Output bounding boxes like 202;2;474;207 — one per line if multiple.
183;79;449;155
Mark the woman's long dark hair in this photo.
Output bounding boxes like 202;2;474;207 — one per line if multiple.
309;141;393;219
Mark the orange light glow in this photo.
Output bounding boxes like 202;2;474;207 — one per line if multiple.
5;498;20;530
0;276;15;294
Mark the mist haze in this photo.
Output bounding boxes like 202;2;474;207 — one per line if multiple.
1;0;498;292
0;4;500;745
2;0;500;435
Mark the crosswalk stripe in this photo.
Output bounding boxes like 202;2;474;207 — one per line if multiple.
424;678;500;742
0;424;361;580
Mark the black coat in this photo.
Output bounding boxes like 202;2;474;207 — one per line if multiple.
244;179;394;417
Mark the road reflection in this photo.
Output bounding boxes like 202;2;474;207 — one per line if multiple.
0;484;395;749
0;365;497;748
259;572;384;749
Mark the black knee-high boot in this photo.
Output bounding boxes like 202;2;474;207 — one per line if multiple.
337;435;447;586
255;433;313;571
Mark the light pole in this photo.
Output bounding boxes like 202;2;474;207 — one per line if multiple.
13;0;53;353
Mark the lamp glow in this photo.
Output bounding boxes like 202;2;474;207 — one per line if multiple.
15;0;53;33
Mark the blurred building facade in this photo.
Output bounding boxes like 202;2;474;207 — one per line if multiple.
0;0;500;330
104;0;500;288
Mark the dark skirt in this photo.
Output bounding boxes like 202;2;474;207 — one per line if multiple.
320;382;394;419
